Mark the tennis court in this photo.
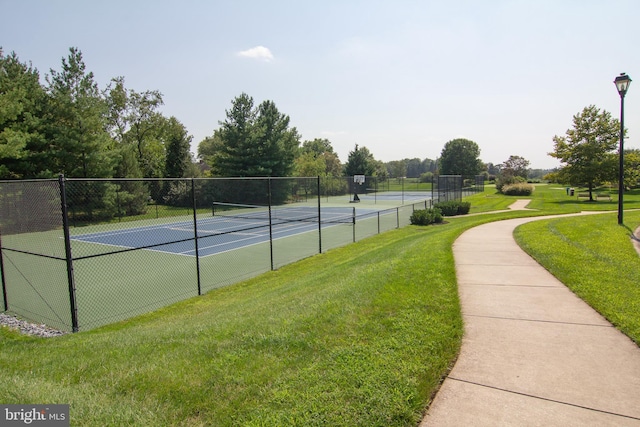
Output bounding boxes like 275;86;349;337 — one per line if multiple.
70;205;383;258
1;177;442;332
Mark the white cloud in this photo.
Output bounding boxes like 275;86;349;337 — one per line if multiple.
237;46;274;61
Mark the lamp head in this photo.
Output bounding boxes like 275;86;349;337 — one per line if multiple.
614;73;632;96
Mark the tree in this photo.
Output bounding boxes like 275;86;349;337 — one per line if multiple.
113;144;148;216
372;159;388;180
321;151;342;177
486;162;500;177
104;76;165;178
344;144;376;176
252;99;299;176
549;105;620;200
439;138;483;178
386;160;407;178
499;155;530;179
300;138;342;177
294;152;326;177
405;158;424;178
197;130;224;167
164;116;193;178
423;158;437;173
624;149;640;189
214;93;299;177
45;47;114;178
300;138;334;157
0;50;47;178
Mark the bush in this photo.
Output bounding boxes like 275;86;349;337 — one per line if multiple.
410;208;443;225
433;201;471;216
458;201;471;215
501;183;535;196
495;175;526;192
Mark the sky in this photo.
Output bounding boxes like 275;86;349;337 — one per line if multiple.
2;0;639;170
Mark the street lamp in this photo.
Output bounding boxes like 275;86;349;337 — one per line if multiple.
614;73;631;225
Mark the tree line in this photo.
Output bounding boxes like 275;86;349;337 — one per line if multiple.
1;47;431;185
14;46;625;216
0;48;196;183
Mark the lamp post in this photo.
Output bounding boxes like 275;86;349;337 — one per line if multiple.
614;73;631;225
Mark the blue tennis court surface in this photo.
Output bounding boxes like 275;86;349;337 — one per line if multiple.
72;207;380;257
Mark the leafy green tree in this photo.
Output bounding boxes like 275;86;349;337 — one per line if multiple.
372;159;388;180
299;138;342;177
549;105;620;200
439;138;483;178
423;158;437;173
45;47;114;178
104;76;165;178
386;160;407;178
624;149;640;189
485;162;499;177
0;50;47;178
214;93;256;176
197;130;224;171
300;138;333;157
162;116;196;206
405;158;425;178
253;99;300;176
322;151;342;177
499;155;530;179
113;144;148;215
385;158;432;179
214;93;300;177
294;152;326;177
44;48;117;219
344;144;376;176
420;171;434;183
164;116;193;178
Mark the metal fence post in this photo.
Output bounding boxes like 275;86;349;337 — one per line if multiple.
352;206;356;243
317;176;322;254
59;174;79;332
0;232;8;312
191;178;202;296
268;178;274;270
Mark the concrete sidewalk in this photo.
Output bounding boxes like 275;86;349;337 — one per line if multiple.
421;213;640;426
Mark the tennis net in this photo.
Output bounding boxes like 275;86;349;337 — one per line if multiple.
212;202;355;225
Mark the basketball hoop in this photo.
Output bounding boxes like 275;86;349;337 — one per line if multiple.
351;175;365;203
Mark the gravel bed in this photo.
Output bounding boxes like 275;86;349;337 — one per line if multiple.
0;313;67;337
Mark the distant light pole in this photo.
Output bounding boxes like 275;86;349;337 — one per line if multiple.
614;73;631;225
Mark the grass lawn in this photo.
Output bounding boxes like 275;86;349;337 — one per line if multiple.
1;183;639;425
514;210;640;345
0;214;505;426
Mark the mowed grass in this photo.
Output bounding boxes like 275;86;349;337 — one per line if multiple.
467;183;640;214
0;214;505;427
514;210;640;345
2;182;640;426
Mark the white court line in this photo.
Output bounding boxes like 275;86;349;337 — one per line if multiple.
72;214;352;258
184;220;344;257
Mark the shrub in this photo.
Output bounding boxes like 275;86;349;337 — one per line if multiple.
433;201;471;216
501;183;535;196
495;175;526;192
410;208;443;225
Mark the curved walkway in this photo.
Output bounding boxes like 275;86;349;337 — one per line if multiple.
421;207;640;426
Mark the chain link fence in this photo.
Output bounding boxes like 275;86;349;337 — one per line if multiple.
1;175;438;332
